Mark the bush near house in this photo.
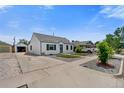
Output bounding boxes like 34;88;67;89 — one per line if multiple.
75;45;82;53
97;41;114;64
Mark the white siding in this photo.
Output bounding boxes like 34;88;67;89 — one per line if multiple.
41;42;73;55
41;42;60;55
63;44;73;53
28;35;41;55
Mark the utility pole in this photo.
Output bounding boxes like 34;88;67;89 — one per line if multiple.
13;36;16;46
13;36;16;53
53;32;54;36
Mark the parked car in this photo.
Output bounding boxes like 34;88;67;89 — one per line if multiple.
82;48;97;53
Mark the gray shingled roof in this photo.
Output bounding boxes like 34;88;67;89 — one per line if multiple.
0;40;11;46
33;33;71;44
72;41;94;46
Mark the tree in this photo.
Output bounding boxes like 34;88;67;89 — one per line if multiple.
106;34;121;50
95;41;100;45
106;34;114;45
114;27;121;37
105;27;122;53
18;39;29;45
97;41;114;64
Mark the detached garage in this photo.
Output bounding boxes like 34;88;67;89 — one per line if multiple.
0;40;12;53
15;43;27;52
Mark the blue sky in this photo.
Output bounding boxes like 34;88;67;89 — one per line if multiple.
0;5;124;44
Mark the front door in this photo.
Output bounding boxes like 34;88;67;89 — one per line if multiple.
60;44;63;53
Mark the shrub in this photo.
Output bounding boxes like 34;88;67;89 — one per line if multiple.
75;46;82;53
108;45;114;58
97;41;114;64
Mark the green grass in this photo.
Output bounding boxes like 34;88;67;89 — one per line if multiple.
74;53;88;56
57;53;81;58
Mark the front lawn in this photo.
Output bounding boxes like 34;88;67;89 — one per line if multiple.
74;53;89;56
57;53;81;58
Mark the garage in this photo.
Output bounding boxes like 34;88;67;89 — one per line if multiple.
15;43;27;52
0;40;12;53
17;46;26;52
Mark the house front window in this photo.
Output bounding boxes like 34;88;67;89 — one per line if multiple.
66;45;68;50
70;45;73;50
46;44;56;50
30;45;32;50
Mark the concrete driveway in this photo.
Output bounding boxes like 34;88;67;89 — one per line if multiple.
16;53;65;73
0;53;124;88
0;53;21;80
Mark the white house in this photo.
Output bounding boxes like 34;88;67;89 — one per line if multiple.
28;33;74;55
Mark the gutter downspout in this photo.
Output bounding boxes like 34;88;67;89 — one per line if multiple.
40;41;42;55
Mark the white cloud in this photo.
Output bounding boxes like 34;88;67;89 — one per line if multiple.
39;5;54;10
0;5;8;10
50;27;56;31
100;5;124;19
0;5;12;13
30;27;57;36
7;21;20;28
0;34;30;45
30;27;45;33
0;34;14;44
97;24;104;28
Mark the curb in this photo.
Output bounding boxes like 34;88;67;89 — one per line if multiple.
114;57;124;76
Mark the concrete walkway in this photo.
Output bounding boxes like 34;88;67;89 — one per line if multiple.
0;53;124;88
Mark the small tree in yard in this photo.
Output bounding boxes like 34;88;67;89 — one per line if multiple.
97;41;114;64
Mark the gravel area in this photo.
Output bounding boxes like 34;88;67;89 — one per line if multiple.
80;58;122;74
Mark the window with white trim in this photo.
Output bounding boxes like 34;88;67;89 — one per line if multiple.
30;45;32;50
70;45;73;50
46;44;56;50
66;45;68;50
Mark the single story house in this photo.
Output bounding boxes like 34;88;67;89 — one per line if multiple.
0;40;12;53
15;43;27;52
72;40;95;48
28;33;74;55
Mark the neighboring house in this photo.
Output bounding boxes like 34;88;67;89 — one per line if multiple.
28;33;74;55
72;40;95;48
72;40;96;53
15;43;27;52
0;40;12;53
